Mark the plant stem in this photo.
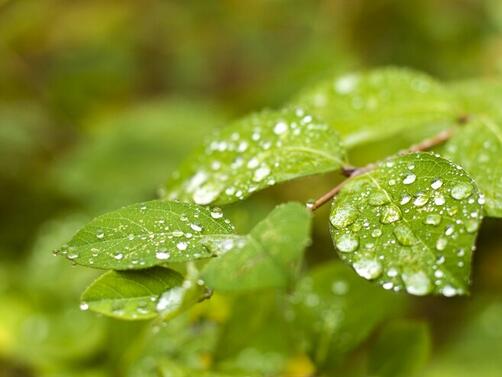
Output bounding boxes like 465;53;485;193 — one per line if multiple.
309;127;455;212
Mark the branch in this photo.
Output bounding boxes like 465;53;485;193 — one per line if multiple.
308;127;456;212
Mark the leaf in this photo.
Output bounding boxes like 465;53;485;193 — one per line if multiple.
294;67;459;148
81;267;184;320
329;152;483;296
289;261;405;368
201;202;312;291
164;106;346;205
441;80;502;217
56;200;234;270
368;321;430;377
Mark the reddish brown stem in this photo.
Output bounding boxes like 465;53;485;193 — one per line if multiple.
308;127;456;212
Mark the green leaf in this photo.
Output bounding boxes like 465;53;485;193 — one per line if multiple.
201;202;312;291
441;80;502;217
368;321;430;377
57;200;234;270
329;152;483;296
164;106;346;205
81;267;184;320
290;261;405;368
294;67;459;148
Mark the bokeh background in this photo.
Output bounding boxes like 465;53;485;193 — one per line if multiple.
1;1;502;376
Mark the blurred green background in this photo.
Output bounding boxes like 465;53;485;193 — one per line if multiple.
1;1;502;376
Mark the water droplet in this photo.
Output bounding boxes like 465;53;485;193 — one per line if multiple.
155;250;170;260
96;229;105;239
442;285;457;297
400;195;411;205
465;219;480;233
190;223;203;232
434;195;445;206
193;184;221;205
393;224;417;246
380;205;401;224
431;179;443;190
371;228;383;238
247;158;259;169
402;271;431;296
336;233;359;253
273;121;288;135
113;252;124;260
156;287;184;313
253;165;271;182
335;74;358;94
402;174;416;185
330;205;358;229
450;182;473;200
436;237;448;251
368;191;390;206
413;193;429;207
353;258;382;280
424;214;441;226
176;242;188;251
210;208;224;219
80;302;89;311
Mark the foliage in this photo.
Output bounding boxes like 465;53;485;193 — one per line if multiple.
2;2;502;376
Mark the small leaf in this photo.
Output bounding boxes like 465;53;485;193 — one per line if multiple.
442;79;502;217
56;200;234;270
368;321;430;377
201;202;312;291
164;106;346;205
294;67;459;148
329;152;483;296
81;267;184;320
290;261;405;368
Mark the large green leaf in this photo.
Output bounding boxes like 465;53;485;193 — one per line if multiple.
294;67;459;148
368;321;430;377
289;261;404;368
81;267;185;320
441;80;502;217
164;106;346;205
201;203;312;291
56;200;234;270
330;152;483;296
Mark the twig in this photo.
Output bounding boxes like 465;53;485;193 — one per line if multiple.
308;127;456;212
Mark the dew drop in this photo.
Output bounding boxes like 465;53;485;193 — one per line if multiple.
113;252;124;260
413;193;429;207
353;258;382;280
193;184;221;205
368;191;390;206
402;271;431;296
465;219;480;233
330;205;358;229
380;205;401;224
431;179;443;190
253;165;271;182
436;237;448;251
336;233;359;253
393;224;417;246
156;287;184;313
450;182;473;200
424;214;441;226
155;250;170;260
210;208;224;219
371;228;383;238
402;174;416;185
176;242;188;251
96;229;105;239
80;302;89;311
273;121;288;135
442;285;458;297
190;223;203;232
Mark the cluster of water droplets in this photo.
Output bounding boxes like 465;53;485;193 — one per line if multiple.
330;153;483;296
166;107;344;205
56;202;233;269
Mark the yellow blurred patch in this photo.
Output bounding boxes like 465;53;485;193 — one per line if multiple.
283;353;316;377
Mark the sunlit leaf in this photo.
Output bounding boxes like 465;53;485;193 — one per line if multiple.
368;321;430;377
201;203;312;291
57;200;234;270
81;267;184;320
442;80;502;217
294;67;459;148
330;152;483;296
164;106;346;205
289;261;405;368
